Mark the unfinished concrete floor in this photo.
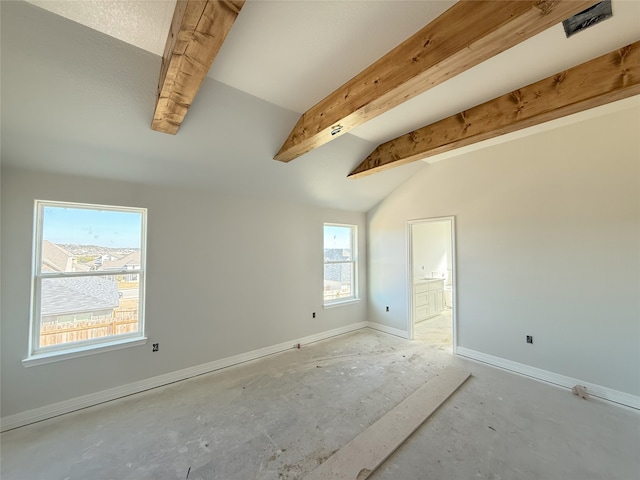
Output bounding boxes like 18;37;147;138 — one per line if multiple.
1;323;638;480
414;309;453;349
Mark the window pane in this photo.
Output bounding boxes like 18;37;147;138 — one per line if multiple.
324;225;352;260
41;206;142;273
323;224;356;303
39;275;139;348
323;262;354;301
34;202;145;353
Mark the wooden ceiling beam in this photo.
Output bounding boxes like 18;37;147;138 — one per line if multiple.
348;42;640;178
274;0;598;162
152;0;245;134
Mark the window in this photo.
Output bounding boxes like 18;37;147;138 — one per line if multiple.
323;223;358;305
27;200;147;364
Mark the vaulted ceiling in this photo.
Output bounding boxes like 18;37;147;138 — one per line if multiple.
2;0;639;211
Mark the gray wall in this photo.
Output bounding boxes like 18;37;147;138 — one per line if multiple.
1;167;367;418
367;106;640;396
411;220;452;279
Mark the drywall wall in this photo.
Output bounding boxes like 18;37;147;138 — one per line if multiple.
367;104;640;397
0;167;367;419
1;0;425;214
411;221;451;278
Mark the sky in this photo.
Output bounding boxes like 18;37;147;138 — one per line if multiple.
324;225;353;250
42;205;142;248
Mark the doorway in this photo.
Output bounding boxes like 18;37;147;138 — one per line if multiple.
408;217;456;351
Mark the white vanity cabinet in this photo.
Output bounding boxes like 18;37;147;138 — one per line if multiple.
413;278;444;322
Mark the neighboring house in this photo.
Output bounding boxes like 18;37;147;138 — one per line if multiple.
41;276;119;325
93;253;119;267
41;240;74;273
42;240;93;273
324;248;353;297
41;240;117;325
100;251;141;282
324;248;351;262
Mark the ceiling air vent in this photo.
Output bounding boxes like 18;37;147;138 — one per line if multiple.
562;1;612;38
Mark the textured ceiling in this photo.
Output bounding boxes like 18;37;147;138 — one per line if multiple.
6;0;640;212
25;0;640;146
26;0;176;56
1;1;426;212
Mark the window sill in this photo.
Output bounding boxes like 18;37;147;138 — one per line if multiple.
323;298;360;309
23;336;147;367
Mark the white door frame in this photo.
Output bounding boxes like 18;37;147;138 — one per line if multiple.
407;216;457;352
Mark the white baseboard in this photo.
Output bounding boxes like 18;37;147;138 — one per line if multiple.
457;347;640;410
366;322;409;339
1;322;369;432
9;327;633;432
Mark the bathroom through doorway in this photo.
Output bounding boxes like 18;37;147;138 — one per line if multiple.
408;217;456;351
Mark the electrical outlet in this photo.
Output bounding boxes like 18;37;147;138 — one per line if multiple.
526;336;533;344
152;343;159;352
312;312;316;318
386;306;390;312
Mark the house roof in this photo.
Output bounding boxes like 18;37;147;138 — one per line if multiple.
74;263;93;273
101;251;141;270
2;1;639;211
41;277;120;317
41;240;73;273
42;240;95;273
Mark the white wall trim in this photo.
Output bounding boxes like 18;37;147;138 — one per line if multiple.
366;322;409;339
8;326;635;432
457;347;640;410
323;298;361;309
23;336;148;367
1;322;369;432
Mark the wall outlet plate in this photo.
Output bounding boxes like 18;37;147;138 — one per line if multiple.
152;343;159;352
526;336;533;344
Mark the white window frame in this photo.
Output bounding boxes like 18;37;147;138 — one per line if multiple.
24;200;147;366
323;223;359;307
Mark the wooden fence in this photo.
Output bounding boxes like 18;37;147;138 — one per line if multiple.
40;310;138;347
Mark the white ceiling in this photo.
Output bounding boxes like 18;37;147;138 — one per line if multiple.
25;0;177;56
5;0;640;211
25;0;640;142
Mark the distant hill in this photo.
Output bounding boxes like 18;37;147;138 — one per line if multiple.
57;244;139;256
